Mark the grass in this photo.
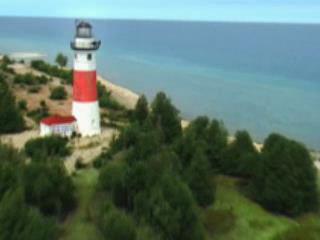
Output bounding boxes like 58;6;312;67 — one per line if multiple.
205;176;297;240
61;169;103;240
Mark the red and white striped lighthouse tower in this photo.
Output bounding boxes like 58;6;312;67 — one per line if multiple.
71;21;101;136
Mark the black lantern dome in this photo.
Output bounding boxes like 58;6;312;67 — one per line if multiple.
71;21;101;51
76;21;92;38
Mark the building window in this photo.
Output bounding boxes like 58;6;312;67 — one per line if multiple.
87;54;92;61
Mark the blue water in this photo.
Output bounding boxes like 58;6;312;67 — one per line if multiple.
1;17;320;149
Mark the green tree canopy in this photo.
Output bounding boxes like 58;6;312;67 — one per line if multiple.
22;162;75;218
0;76;25;133
134;95;149;124
251;133;319;216
50;86;67;100
151;92;182;144
222;130;258;177
0;189;58;240
55;53;68;68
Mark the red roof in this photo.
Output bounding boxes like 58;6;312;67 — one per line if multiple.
41;115;76;126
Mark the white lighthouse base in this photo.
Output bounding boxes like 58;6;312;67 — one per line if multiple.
72;101;101;137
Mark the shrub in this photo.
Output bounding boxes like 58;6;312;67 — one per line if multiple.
24;136;70;161
99;161;129;209
31;60;72;84
50;86;67;100
22;162;75;218
251;133;319;216
0;189;58;240
28;86;41;93
17;99;28;111
100;208;137;240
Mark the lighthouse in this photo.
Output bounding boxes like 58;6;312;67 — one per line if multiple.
71;21;101;136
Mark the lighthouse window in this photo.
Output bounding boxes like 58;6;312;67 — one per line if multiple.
87;54;92;61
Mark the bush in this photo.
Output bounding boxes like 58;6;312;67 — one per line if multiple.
99;161;129;209
50;86;67;100
22;162;75;218
17;99;28;111
24;136;70;161
28;86;41;93
0;77;25;133
100;208;136;240
31;60;72;84
0;189;58;240
251;134;319;216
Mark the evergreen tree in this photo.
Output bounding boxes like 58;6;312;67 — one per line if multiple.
222;130;258;177
252;134;319;216
151;92;182;144
185;148;215;207
134;95;149;124
0;76;25;133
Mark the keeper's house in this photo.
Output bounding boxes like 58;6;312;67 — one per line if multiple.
40;115;77;137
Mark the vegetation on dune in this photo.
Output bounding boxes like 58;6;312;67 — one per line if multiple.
31;60;72;84
24;135;71;161
26;100;50;123
97;82;125;111
14;73;50;86
50;85;68;100
0;74;25;133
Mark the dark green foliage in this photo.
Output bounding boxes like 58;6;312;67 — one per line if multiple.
100;208;136;240
185;148;215;207
0;76;25;133
22;162;75;218
24;136;70;161
134;95;149;124
151;92;182;143
0;56;14;73
0;143;24;199
136;174;204;240
28;85;41;93
99;161;129;209
55;53;68;68
205;119;228;169
26;101;49;123
50;86;67;100
97;82;124;110
251;133;319;216
0;189;58;240
222;130;258;177
31;60;72;84
176;117;228;170
14;73;49;85
17;99;28;111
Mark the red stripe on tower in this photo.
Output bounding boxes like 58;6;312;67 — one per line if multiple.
73;71;98;102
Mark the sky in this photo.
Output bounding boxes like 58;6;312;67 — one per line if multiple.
0;0;320;23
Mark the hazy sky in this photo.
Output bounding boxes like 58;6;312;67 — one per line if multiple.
0;0;319;23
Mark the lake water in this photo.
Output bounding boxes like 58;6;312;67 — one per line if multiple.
1;17;319;149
